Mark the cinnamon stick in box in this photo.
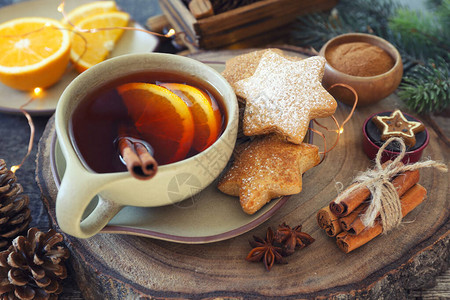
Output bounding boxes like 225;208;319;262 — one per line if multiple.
336;184;427;253
340;169;420;235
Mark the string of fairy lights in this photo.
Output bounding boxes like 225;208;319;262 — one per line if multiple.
5;0;178;172
57;0;175;38
312;83;357;164
3;0;357;172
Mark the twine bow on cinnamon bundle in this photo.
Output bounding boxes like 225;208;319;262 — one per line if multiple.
317;137;447;253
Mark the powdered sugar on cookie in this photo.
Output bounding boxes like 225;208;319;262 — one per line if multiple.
221;48;303;101
234;50;337;144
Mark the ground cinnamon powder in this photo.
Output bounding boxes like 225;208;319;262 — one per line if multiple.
325;42;395;77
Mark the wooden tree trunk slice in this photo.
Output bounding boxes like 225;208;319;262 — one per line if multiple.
36;49;449;299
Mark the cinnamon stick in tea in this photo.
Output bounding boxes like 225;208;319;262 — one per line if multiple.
336;184;427;253
329;161;401;217
317;206;342;237
117;123;158;180
343;170;420;235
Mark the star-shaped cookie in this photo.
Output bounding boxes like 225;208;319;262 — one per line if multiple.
218;135;320;214
372;109;425;147
234;50;337;144
221;48;303;101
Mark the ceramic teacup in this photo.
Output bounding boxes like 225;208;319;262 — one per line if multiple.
55;53;238;238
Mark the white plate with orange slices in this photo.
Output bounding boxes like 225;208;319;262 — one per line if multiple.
0;0;159;115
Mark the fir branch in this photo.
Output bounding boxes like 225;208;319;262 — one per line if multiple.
389;9;450;58
291;0;400;50
426;0;446;11
291;11;351;51
398;58;449;114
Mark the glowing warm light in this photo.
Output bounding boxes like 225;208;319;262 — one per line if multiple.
33;87;42;96
10;165;19;173
57;3;64;12
166;28;176;38
335;127;344;134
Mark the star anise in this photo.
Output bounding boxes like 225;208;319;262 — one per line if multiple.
274;223;315;256
246;227;285;271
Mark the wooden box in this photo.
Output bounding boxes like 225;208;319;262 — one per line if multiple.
159;0;338;50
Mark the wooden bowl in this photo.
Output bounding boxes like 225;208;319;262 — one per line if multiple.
319;33;403;106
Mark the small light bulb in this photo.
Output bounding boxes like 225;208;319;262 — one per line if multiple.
166;28;176;38
57;3;64;12
34;87;42;96
339;127;344;134
10;165;19;173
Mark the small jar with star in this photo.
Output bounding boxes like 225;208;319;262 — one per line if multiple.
362;110;429;163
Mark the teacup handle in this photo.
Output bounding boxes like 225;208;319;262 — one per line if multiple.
56;163;123;238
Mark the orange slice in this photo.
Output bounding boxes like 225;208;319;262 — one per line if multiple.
70;11;130;72
0;17;71;91
61;1;118;27
117;83;194;164
160;83;221;152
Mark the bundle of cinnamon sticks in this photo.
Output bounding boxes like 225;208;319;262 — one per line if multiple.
317;162;427;253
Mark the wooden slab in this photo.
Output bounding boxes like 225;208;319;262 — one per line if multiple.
36;49;449;299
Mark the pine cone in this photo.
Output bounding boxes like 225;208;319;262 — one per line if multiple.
0;160;32;251
0;228;70;300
